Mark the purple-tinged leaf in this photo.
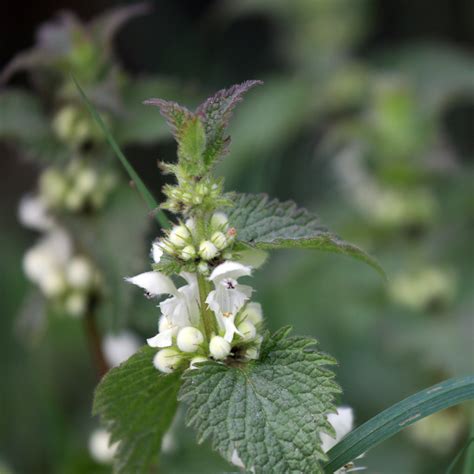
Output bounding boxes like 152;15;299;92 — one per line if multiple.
143;98;194;143
196;80;263;165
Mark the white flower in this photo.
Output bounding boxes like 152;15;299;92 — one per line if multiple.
88;429;118;464
125;271;177;299
321;406;354;453
152;241;163;264
168;224;191;247
209;335;230;359
153;348;182;373
211;231;227;250
237;320;256;341
199;240;219;260
102;330;140;367
240;302;263;325
181;245;197;260
75;167;98;194
65;292;87;316
147;315;177;348
210;212;229;230
177;326;204;352
206;261;253;342
66;256;94;289
18;194;54;231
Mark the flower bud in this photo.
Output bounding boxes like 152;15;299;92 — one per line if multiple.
211;212;229;230
189;356;208;370
153;348;182;373
197;261;209;275
39;169;67;205
185;218;197;236
66;256;93;289
168;225;191;247
199;241;218;261
181;245;197;261
237;320;256;341
158;239;175;255
209;336;230;360
241;302;263;325
245;347;259;360
64;189;85;211
177;327;204;352
211;231;227;250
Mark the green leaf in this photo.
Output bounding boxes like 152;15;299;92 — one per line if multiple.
177;116;206;172
93;346;182;474
73;75;171;229
227;193;385;278
324;376;474;473
179;327;340;473
196;80;263;167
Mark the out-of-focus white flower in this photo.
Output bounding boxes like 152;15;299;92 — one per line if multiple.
75;167;98;194
18;194;55;231
102;330;141;367
89;428;118;464
66;256;94;289
65;292;87;317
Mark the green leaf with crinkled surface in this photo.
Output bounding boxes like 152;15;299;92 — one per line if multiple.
179;327;340;473
177;116;206;174
93;346;182;474
196;80;263;167
227;193;385;278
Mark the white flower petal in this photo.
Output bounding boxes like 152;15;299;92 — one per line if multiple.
209;261;252;282
125;271;177;297
152;242;163;263
320;406;354;453
147;327;177;348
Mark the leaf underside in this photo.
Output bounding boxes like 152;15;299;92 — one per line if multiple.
179;327;340;473
93;346;182;474
227;193;385;278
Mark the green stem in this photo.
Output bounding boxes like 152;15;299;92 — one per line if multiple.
197;273;216;342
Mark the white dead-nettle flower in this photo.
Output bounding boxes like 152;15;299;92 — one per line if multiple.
210;231;227;250
65;292;87;317
320;406;364;473
75;167;98;194
189;355;208;369
151;241;164;264
66;256;94;289
210;212;229;230
153;347;183;373
240;302;263;325
102;330;141;368
88;428;119;464
18;194;55;231
177;326;204;352
206;261;253;342
181;244;197;260
237;320;257;341
199;240;219;260
209;335;231;359
168;224;191;247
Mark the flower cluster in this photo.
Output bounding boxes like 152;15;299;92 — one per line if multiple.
39;160;117;212
20;195;101;317
127;213;265;373
153;211;238;275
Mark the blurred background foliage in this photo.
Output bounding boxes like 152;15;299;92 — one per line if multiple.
0;0;473;473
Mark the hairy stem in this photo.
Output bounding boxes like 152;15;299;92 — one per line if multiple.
197;273;216;342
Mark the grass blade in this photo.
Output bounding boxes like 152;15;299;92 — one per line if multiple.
72;75;171;229
324;376;474;472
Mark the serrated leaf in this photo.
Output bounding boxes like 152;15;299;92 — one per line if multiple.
196;80;263;166
179;327;340;473
227;193;385;278
324;375;474;473
93;346;182;474
143;97;194;144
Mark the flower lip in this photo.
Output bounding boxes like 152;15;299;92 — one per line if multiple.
209;261;252;282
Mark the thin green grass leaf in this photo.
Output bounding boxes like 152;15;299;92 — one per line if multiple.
324;376;474;473
446;437;474;474
72;75;170;228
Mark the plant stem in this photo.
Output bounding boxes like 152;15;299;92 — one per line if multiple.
83;301;108;379
197;273;216;342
